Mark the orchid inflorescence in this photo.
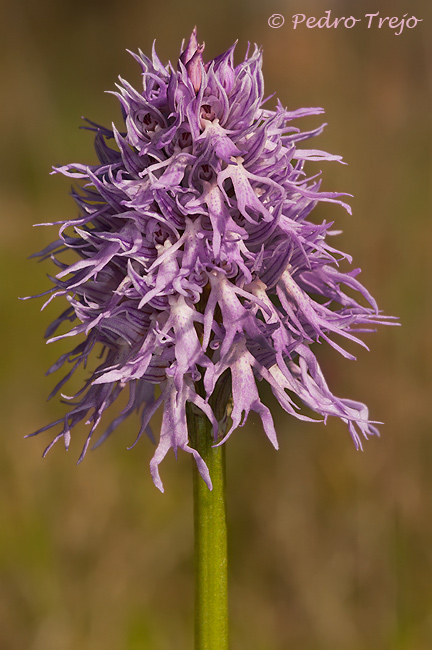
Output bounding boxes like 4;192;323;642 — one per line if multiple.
29;29;393;491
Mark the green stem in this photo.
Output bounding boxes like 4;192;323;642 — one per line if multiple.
188;404;228;650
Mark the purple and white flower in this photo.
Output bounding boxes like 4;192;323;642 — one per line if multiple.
28;29;394;491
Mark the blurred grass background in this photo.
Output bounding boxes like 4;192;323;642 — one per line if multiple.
0;0;431;648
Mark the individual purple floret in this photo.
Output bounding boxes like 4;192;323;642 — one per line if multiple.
28;29;394;491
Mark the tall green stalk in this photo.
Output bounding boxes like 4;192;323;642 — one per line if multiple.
188;404;228;650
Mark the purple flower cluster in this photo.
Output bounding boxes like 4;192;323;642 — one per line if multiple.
29;30;393;491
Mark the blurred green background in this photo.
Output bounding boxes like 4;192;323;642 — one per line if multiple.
0;0;431;648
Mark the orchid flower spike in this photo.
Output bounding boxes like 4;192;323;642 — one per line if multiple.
28;30;396;491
